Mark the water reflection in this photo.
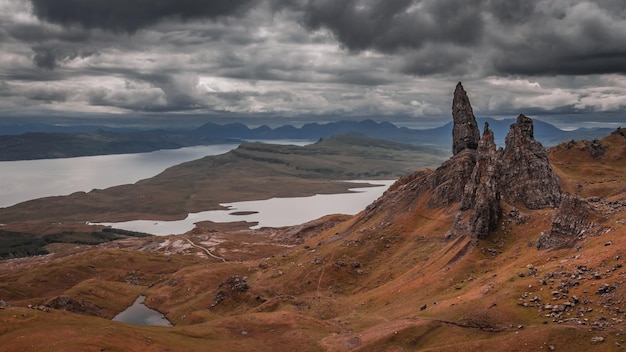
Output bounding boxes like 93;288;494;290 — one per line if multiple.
112;295;172;327
93;180;395;235
0;145;237;208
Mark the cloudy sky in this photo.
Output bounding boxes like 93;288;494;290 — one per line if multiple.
1;0;625;129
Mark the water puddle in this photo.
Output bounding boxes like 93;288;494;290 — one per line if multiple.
112;295;172;327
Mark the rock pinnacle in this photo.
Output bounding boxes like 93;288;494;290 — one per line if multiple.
452;82;481;155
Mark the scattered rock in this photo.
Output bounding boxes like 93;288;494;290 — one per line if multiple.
581;139;608;158
591;336;605;344
596;283;615;294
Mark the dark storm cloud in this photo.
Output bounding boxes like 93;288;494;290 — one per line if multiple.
485;0;538;24
293;0;626;76
300;0;484;53
8;23;91;43
29;0;255;33
489;2;626;76
0;0;624;122
31;44;98;70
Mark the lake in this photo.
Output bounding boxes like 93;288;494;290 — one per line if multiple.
112;295;172;327
1;141;395;235
0;140;311;208
92;180;395;235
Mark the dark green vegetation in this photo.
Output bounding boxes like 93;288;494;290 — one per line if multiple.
0;228;150;259
0;134;448;257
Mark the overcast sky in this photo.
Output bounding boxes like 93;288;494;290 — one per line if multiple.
1;0;625;129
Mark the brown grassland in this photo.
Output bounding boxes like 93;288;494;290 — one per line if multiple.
0;131;625;351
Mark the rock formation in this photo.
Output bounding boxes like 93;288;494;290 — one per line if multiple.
439;89;560;240
426;150;476;208
45;296;104;317
452;82;481;155
499;114;562;209
426;82;481;207
537;194;601;249
448;123;502;239
369;83;564;242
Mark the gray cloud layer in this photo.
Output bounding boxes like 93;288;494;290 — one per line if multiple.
0;0;623;127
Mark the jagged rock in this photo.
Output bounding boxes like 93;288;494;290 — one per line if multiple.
427;150;477;208
500;114;562;209
581;139;608;158
537;194;601;249
465;124;502;237
45;296;104;317
211;276;250;308
611;127;626;138
448;123;502;239
452;82;481;155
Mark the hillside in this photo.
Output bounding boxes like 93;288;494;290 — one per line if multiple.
0;85;625;351
0;134;447;258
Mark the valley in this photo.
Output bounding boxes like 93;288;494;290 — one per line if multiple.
0;85;625;351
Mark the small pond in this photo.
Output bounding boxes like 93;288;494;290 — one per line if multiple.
112;295;172;327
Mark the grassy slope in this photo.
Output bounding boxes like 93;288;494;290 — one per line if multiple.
0;132;625;351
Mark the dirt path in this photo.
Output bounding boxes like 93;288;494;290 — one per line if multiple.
185;238;226;262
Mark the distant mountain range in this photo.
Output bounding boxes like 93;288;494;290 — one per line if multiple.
0;118;613;161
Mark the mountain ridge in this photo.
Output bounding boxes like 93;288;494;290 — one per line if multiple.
0;118;612;161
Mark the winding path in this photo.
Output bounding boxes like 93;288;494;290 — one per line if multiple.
186;238;226;262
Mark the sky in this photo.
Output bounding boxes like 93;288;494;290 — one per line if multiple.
0;0;625;129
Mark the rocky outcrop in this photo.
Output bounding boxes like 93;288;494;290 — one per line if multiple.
611;127;626;138
581;139;609;159
211;276;250;308
500;114;562;209
426;150;476;208
537;194;601;249
447;123;502;239
45;296;104;317
368;84;564;242
440;96;561;240
452;82;481;155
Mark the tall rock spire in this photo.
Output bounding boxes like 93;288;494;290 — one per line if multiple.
452;82;481;155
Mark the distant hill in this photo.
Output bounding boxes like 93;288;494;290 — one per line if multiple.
192;118;612;148
0;118;613;161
